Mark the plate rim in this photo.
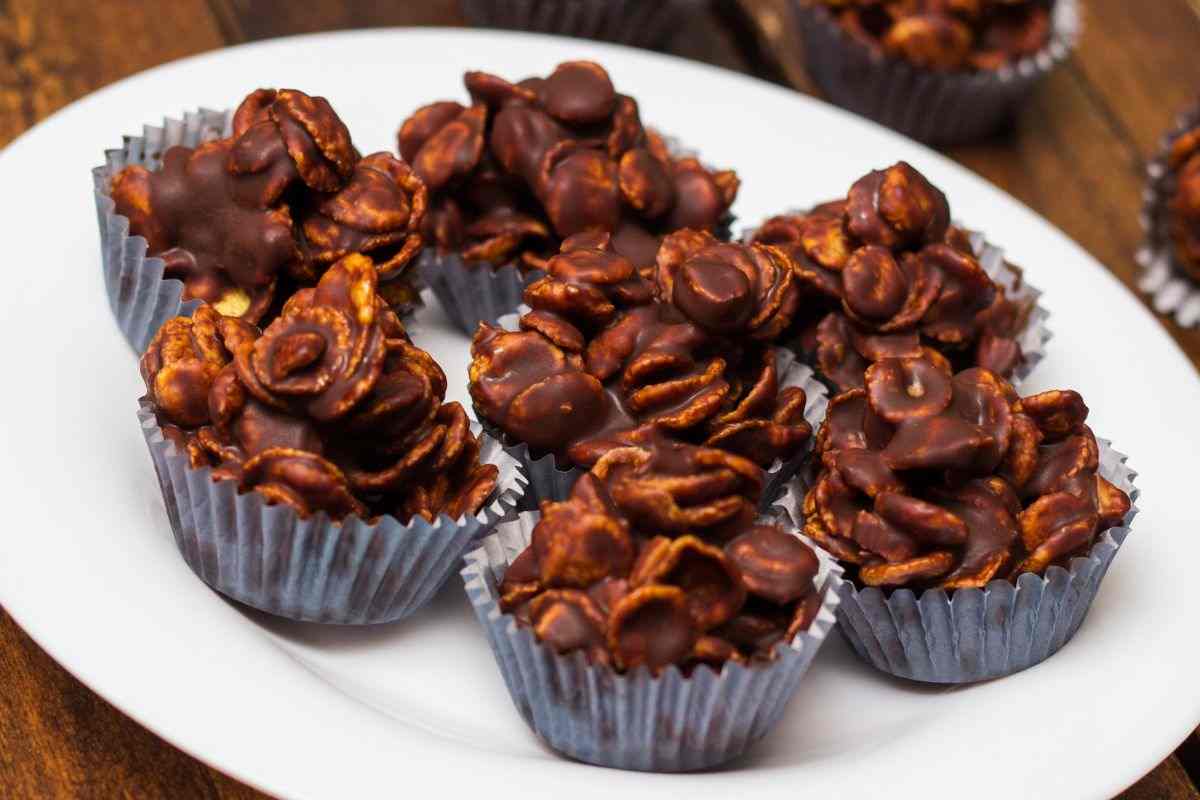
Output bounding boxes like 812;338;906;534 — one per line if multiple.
0;25;1196;800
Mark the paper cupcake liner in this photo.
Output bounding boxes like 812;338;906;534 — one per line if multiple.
94;108;231;354
1138;99;1200;327
480;436;583;513
459;0;705;49
479;312;829;511
138;402;525;624
774;438;1137;683
969;228;1050;387
417;248;543;336
792;0;1079;145
460;509;843;771
742;221;1051;392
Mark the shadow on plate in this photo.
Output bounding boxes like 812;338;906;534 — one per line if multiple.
225;575;477;650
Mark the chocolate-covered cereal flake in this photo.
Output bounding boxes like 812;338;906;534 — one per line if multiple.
587;428;765;540
231;88;356;193
300;152;428;280
655;229;801;341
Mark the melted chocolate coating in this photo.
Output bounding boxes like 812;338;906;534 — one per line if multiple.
113;87;423;322
112;140;300;321
396;61;739;271
750;161;1031;390
141;255;499;523
804;353;1131;590
499;432;824;673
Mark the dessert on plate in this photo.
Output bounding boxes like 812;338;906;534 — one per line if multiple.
97;88;426;352
462;429;842;771
398;60;739;331
751;161;1047;391
138;254;523;624
468;230;825;505
789;350;1136;682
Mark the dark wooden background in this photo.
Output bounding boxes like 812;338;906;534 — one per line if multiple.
1;0;1197;796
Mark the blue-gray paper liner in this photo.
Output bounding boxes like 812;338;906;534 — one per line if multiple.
1137;99;1200;328
138;401;525;624
482;312;829;511
417;248;543;337
94;108;231;354
773;438;1137;683
791;0;1079;145
459;0;706;49
460;509;843;771
969;228;1050;388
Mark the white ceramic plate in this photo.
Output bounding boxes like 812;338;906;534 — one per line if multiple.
0;28;1195;800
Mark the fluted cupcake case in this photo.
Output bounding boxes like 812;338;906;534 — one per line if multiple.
459;0;705;49
139;402;525;624
480;311;830;511
775;439;1137;683
971;228;1050;388
461;510;843;771
480;437;583;513
95;109;231;354
1138;99;1200;328
791;0;1079;145
418;250;544;336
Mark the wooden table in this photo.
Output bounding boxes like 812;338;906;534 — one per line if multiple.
1;0;1197;796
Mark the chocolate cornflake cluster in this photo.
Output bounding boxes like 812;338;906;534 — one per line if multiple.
581;425;766;541
398;61;739;272
141;254;498;523
469;231;812;471
1166;126;1200;282
802;352;1131;589
752;161;1032;391
655;228;802;341
812;0;1053;71
112;88;427;324
500;431;825;673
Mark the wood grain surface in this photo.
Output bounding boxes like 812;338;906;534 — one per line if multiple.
1;0;1197;797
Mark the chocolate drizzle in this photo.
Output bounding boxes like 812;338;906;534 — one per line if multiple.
804;353;1131;590
112;139;298;321
111;88;425;324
